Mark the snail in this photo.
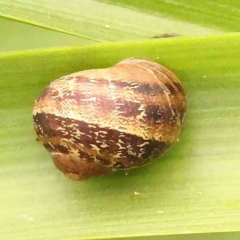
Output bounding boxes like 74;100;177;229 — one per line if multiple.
33;59;186;180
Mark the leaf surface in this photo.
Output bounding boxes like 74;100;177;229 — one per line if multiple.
0;34;240;240
0;0;222;42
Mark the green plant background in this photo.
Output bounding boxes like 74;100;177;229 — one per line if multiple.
0;1;240;240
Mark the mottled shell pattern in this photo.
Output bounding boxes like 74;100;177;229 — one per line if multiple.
33;59;186;180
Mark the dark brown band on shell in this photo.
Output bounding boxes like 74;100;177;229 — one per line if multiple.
34;112;169;169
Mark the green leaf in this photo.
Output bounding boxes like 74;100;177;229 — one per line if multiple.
0;16;95;52
98;0;240;31
0;0;222;42
1;34;240;240
103;232;240;240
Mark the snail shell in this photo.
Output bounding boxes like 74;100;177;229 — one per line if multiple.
33;59;186;180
